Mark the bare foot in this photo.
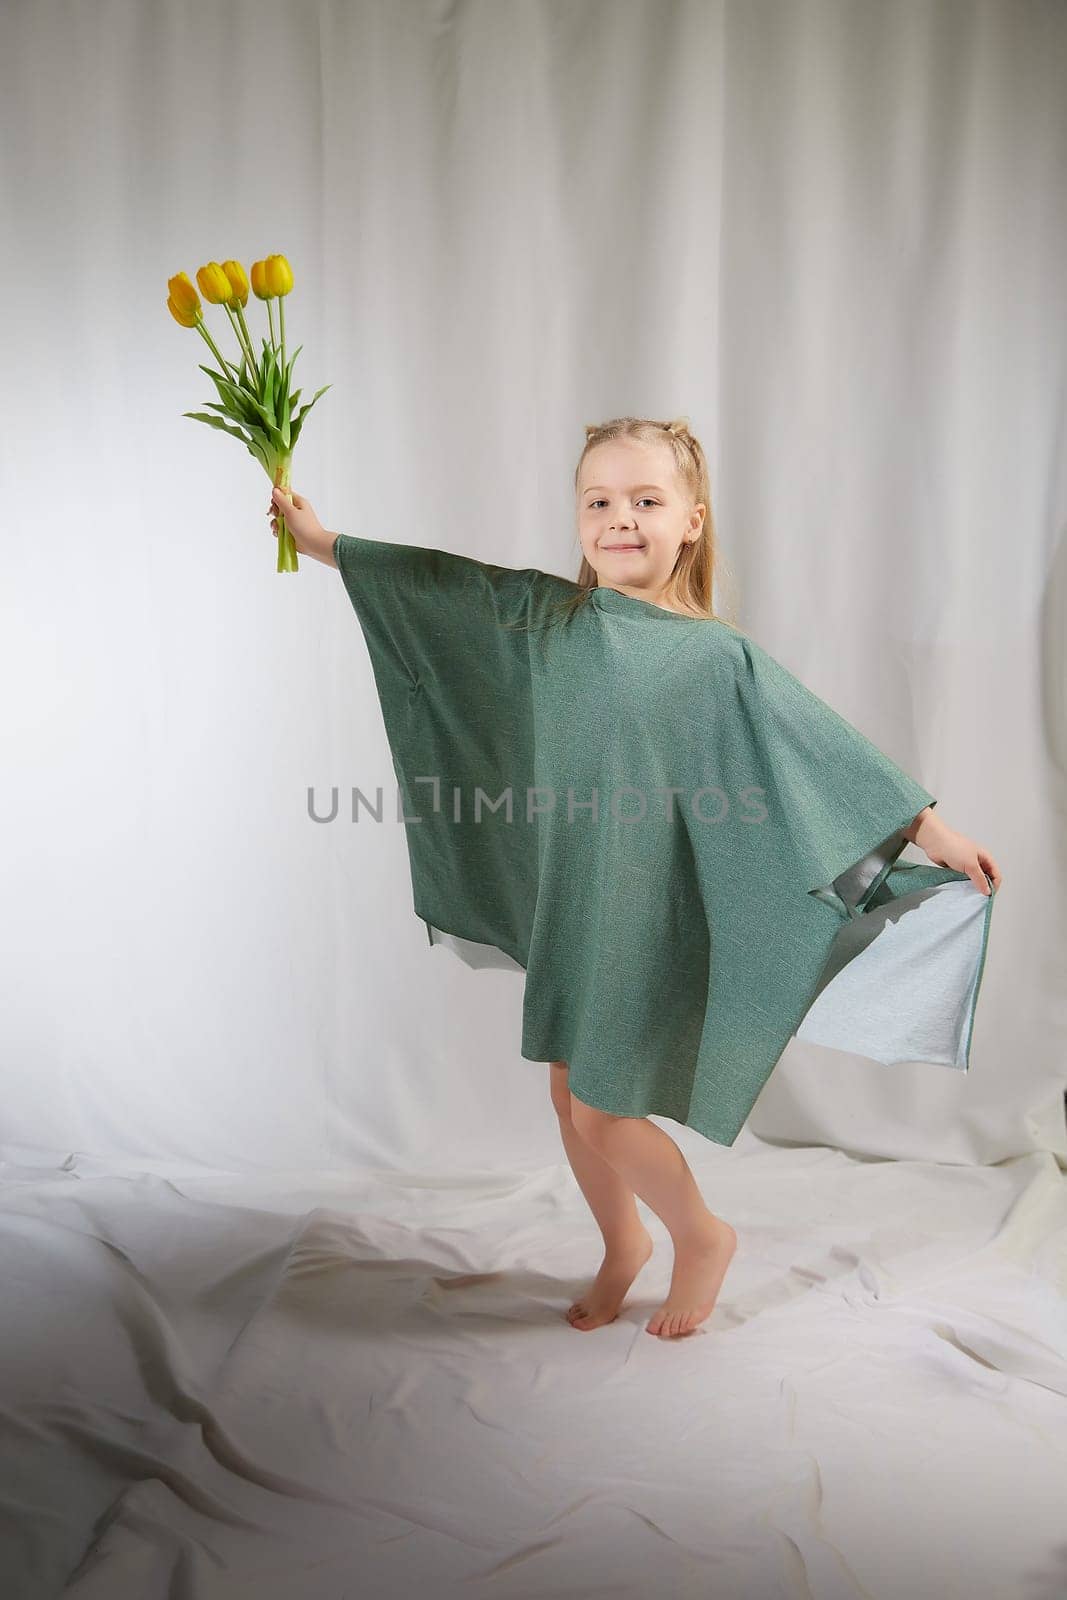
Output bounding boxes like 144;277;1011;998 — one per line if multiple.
566;1228;655;1331
646;1217;737;1338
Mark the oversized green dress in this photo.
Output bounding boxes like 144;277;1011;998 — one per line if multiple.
333;533;996;1148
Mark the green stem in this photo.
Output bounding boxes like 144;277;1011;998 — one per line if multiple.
277;520;299;572
222;304;253;374
195;321;239;386
272;458;299;573
230;302;258;368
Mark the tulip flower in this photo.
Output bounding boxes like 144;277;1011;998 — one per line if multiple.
166;253;330;572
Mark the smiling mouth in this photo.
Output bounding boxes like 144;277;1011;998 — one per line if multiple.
602;544;644;551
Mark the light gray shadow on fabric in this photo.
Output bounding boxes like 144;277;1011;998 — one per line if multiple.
796;879;990;1069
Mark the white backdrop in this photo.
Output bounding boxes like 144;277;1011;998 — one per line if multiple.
3;0;1061;1174
2;4;1066;1597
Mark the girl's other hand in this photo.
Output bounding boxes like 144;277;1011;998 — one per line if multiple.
916;815;1003;896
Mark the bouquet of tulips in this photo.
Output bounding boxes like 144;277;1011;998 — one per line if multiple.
166;254;330;571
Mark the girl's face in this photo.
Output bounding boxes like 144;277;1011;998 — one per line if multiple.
576;439;704;606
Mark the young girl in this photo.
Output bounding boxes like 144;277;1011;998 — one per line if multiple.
268;417;1002;1342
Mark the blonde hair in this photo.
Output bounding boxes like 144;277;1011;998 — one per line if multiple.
508;415;739;633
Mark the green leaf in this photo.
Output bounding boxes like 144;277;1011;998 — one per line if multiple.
279;370;291;449
200;401;253;427
182;411;258;446
199;404;273;449
262;348;279;429
197;363;262;426
181;412;274;474
254;338;272;403
288;383;332;447
283;344;303;390
245;435;271;470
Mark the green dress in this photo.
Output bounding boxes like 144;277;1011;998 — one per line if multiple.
333;533;996;1148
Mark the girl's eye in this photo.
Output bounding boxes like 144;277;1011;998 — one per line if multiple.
587;498;659;510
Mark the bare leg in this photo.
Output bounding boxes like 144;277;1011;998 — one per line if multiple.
549;1062;654;1330
568;1089;737;1339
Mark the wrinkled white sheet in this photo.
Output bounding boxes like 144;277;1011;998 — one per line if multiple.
2;1143;1065;1599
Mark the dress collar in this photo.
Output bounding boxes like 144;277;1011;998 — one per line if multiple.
589;585;706;622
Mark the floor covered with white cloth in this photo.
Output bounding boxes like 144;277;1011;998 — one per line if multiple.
3;1141;1065;1600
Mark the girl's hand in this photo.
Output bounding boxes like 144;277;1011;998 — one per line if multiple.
912;810;1002;896
267;485;327;552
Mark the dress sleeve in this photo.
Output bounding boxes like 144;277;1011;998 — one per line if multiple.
331;533;552;964
739;633;937;911
333;532;541;693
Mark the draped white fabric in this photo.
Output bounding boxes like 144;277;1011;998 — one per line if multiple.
2;2;1064;1596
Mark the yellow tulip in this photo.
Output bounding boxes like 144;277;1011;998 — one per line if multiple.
166;293;199;328
264;254;294;297
196;261;235;305
191;261;257;371
221;259;249;306
250;256;294;380
167;266;239;382
251;255;294;300
167;271;201;319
